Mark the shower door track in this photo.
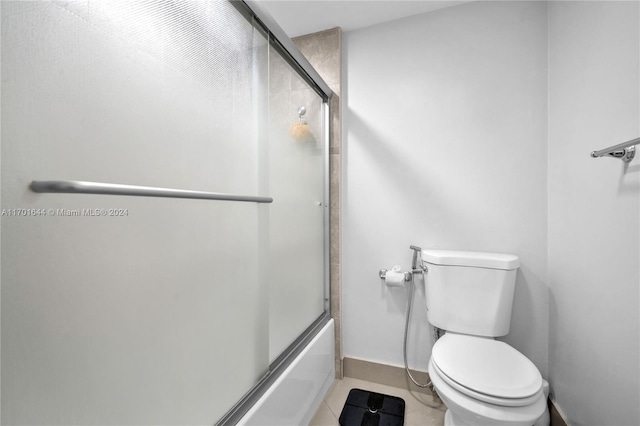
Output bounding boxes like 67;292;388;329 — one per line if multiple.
231;0;333;102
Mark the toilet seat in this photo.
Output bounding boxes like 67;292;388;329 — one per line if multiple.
431;333;542;407
428;357;547;426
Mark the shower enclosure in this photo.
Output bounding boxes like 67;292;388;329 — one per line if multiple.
0;1;332;424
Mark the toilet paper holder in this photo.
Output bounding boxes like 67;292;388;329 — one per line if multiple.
378;269;412;282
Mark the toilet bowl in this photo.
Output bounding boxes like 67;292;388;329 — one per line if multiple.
428;333;546;426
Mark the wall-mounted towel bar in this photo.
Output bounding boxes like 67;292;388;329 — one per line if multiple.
591;136;640;163
29;180;273;203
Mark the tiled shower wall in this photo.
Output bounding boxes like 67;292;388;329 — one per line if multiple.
293;28;343;379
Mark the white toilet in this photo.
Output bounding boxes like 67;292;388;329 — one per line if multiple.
422;250;548;426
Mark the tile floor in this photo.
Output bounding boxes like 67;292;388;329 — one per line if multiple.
309;377;447;426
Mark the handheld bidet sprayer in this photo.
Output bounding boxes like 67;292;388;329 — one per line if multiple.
410;245;427;274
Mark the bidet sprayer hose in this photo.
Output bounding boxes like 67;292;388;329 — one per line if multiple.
403;271;432;388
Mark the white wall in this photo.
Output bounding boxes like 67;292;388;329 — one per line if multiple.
343;1;640;424
343;1;549;374
548;2;640;425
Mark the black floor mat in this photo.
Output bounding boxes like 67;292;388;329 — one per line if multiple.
338;388;405;426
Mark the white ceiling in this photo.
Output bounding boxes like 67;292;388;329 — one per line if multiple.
257;0;470;37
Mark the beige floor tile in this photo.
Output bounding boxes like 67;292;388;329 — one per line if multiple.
323;377;372;417
309;400;340;426
315;377;447;426
403;390;447;414
404;404;446;426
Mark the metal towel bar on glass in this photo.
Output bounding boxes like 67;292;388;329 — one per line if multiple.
591;136;640;163
29;180;273;203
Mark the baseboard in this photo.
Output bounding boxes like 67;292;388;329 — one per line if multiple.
549;397;570;426
343;357;434;395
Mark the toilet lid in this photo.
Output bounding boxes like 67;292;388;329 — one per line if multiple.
432;333;542;400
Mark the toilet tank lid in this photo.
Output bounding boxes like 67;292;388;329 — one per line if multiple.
422;250;519;270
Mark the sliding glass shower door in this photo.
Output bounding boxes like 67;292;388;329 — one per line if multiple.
268;48;327;362
1;1;328;424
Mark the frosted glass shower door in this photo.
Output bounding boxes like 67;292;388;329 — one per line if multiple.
1;1;269;424
268;49;327;361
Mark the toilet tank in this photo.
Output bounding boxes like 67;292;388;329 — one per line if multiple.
423;250;520;337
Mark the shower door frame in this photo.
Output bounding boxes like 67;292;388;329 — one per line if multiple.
217;2;333;425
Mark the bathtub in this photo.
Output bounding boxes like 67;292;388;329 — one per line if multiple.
237;319;335;426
